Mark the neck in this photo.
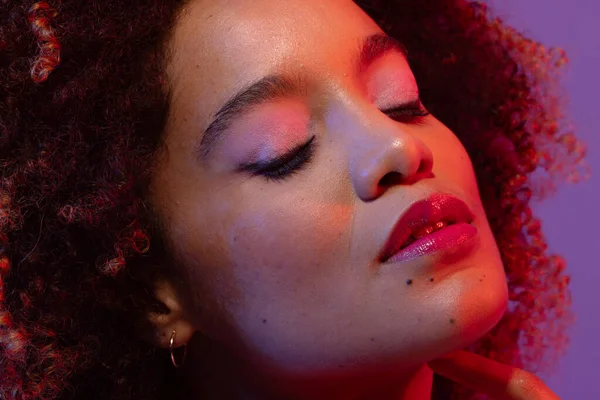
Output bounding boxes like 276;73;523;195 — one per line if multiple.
176;334;433;400
263;364;434;400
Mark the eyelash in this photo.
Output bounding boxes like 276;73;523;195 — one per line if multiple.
250;102;430;182
383;103;430;124
246;135;317;183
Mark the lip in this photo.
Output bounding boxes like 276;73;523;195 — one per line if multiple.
379;193;477;264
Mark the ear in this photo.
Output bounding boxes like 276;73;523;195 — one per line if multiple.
139;277;195;349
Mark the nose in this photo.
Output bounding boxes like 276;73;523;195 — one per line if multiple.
350;124;434;202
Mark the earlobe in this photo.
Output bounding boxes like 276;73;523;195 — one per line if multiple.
141;278;195;349
156;319;194;349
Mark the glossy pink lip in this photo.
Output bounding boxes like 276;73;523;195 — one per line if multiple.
379;193;477;264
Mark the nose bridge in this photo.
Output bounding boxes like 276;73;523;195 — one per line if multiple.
324;98;434;202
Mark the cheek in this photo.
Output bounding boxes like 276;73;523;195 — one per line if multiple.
190;186;356;323
223;197;353;288
200;194;362;356
429;126;480;196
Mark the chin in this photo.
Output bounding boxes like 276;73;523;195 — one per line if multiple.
366;262;509;370
439;262;509;353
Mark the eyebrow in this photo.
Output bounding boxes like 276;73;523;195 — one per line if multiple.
194;33;407;163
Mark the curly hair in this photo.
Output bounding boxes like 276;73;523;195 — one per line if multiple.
0;0;588;398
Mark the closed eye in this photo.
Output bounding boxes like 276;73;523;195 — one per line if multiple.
382;99;430;123
238;135;317;183
238;99;429;183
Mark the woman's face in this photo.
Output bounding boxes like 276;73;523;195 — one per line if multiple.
151;0;508;382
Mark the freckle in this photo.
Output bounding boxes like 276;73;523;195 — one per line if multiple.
262;319;267;324
479;278;483;282
449;318;455;324
370;337;375;342
406;279;413;285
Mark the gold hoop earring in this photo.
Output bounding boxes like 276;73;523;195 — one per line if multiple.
169;329;188;368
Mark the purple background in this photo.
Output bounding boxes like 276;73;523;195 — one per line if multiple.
485;0;599;398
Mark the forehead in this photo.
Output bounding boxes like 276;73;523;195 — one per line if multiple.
164;0;383;139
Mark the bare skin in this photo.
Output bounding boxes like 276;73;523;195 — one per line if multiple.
428;351;561;400
141;0;559;398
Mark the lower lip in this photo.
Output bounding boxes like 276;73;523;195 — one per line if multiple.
384;223;478;265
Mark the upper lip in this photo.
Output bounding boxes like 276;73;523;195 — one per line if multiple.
378;193;475;262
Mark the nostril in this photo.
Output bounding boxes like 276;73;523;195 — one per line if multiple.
417;157;433;175
379;171;403;187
